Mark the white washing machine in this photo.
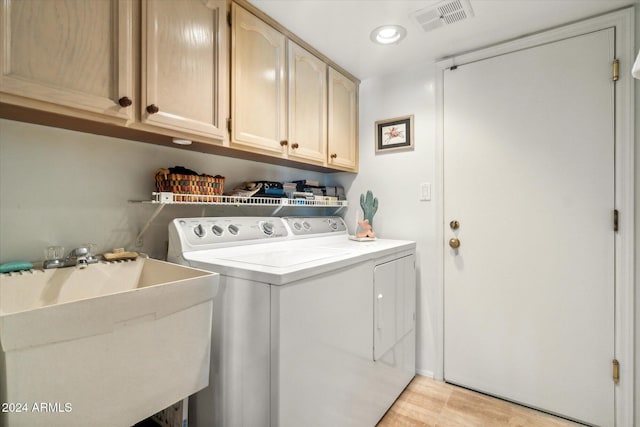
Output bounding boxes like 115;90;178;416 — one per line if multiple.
168;216;416;427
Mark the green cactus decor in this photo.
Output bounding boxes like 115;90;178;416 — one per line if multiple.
359;190;379;227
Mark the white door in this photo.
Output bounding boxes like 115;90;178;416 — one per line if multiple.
443;29;615;426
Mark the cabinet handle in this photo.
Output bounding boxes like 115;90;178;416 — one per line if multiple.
330;153;338;159
291;143;299;149
280;140;288;147
376;293;384;330
146;104;160;114
118;96;132;107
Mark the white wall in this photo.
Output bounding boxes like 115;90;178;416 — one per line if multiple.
333;61;438;377
0;119;328;262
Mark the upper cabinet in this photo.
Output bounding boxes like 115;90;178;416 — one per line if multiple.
230;4;287;153
0;0;358;172
0;0;135;124
287;41;328;166
328;67;358;171
141;0;228;141
230;2;358;172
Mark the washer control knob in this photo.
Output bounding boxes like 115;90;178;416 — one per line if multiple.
261;222;274;236
211;225;224;236
193;224;206;238
293;222;302;231
302;221;311;231
228;224;239;235
327;219;338;230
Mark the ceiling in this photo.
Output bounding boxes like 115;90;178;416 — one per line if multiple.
247;0;637;80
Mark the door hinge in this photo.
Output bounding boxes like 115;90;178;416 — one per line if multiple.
613;209;619;232
227;11;232;26
612;59;619;81
450;65;458;71
226;117;231;133
613;359;620;384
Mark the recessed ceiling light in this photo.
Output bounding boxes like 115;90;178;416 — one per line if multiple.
370;25;407;45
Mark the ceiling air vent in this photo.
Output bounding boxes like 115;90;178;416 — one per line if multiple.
411;0;474;32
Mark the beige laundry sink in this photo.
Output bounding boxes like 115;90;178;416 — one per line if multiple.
0;257;218;427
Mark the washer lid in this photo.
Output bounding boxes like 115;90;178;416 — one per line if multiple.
216;247;349;268
182;234;416;285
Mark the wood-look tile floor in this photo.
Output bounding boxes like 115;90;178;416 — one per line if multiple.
377;375;580;427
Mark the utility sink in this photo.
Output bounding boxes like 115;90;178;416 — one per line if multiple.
0;257;219;427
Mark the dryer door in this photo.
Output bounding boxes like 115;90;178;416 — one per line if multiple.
373;254;415;361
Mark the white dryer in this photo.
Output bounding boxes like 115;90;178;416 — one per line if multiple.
168;216;416;427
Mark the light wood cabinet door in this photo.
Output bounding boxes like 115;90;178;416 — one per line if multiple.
328;67;358;172
231;3;286;154
142;0;227;141
0;0;134;123
287;41;327;166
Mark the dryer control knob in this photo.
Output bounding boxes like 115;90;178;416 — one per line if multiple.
261;222;274;236
212;225;224;236
228;224;239;235
193;224;206;238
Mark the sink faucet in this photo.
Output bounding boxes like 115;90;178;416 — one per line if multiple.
65;246;98;268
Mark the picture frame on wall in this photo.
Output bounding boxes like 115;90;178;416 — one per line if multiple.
375;115;414;154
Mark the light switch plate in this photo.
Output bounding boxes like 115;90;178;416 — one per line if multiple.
420;182;431;201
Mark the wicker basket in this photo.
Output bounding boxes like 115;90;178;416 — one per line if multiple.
155;168;225;202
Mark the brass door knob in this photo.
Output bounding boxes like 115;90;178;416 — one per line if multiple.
291;143;299;149
280;140;288;147
450;220;460;230
449;238;461;249
146;104;159;114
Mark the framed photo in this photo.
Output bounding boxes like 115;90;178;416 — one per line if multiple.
375;115;414;154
